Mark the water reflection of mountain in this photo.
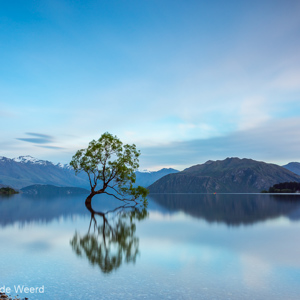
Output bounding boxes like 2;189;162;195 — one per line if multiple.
2;193;300;227
149;194;300;226
0;193;121;227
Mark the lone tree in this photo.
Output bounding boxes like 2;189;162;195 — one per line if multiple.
70;132;149;205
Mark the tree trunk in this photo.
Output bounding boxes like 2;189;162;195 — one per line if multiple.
85;193;95;206
85;189;105;205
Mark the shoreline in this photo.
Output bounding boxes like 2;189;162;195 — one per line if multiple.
0;292;28;300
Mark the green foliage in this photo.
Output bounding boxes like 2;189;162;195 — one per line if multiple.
70;132;149;204
0;187;18;195
266;181;300;193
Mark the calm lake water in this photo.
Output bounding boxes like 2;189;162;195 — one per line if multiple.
1;193;300;299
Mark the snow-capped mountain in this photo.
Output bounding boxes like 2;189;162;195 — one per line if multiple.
138;169;152;173
12;155;73;170
135;168;179;187
0;156;88;189
56;162;73;170
12;155;53;165
0;155;179;190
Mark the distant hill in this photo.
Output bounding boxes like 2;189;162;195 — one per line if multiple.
135;168;179;187
0;155;90;189
283;162;300;176
21;184;89;196
148;157;300;193
0;155;177;190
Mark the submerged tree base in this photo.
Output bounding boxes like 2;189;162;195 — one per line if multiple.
85;194;94;205
85;189;148;207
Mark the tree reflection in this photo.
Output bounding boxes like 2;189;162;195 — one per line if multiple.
70;201;148;273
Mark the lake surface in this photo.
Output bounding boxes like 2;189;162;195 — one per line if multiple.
1;193;300;299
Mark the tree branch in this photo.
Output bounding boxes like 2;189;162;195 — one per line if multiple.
92;170;97;188
87;172;93;189
107;185;126;197
103;191;137;204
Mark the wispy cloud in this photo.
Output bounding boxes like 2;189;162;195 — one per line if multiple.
16;132;54;144
271;69;300;90
0;109;16;118
38;145;64;149
16;132;56;145
140;118;300;170
17;138;51;144
26;132;53;139
1;1;300;166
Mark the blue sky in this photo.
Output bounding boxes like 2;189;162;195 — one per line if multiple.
1;0;300;170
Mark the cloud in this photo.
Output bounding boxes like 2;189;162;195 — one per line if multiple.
26;132;53;139
238;96;270;131
15;133;65;153
0;110;16;118
271;69;300;90
38;145;65;150
139;118;300;170
16;133;54;144
17;138;52;144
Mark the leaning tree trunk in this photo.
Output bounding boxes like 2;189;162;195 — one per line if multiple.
85;188;105;205
85;193;95;205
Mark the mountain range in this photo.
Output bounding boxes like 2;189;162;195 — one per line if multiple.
1;155;300;193
135;168;179;187
21;184;89;196
0;155;178;190
148;157;300;193
0;156;89;189
282;162;300;176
